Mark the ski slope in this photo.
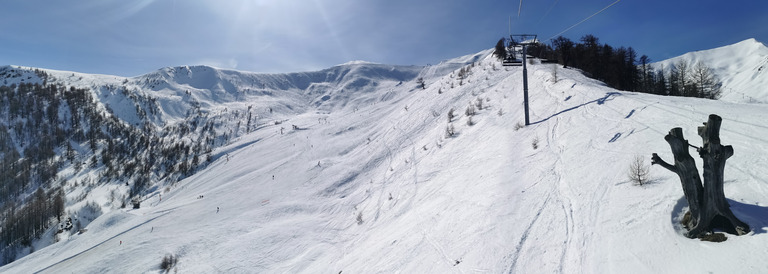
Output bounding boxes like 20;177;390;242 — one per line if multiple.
3;46;768;273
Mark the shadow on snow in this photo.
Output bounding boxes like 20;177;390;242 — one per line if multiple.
530;92;621;125
671;196;768;236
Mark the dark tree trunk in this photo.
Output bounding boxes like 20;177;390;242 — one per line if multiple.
652;114;750;239
687;115;750;237
651;128;703;229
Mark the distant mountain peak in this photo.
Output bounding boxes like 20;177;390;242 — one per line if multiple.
652;38;768;103
711;38;767;53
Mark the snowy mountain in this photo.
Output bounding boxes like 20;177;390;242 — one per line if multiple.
2;40;768;273
651;38;768;103
0;57;469;268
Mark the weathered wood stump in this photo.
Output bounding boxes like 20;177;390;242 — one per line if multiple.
652;114;750;239
651;128;703;230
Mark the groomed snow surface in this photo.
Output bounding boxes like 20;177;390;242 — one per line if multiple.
4;44;768;273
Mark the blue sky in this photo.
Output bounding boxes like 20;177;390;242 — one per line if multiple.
1;0;767;77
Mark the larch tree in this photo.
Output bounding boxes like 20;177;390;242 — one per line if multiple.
692;62;722;99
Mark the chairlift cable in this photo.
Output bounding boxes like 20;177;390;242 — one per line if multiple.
544;0;621;41
537;0;560;25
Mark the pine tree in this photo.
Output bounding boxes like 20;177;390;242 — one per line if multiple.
52;189;65;222
638;55;652;93
625;47;639;91
493;38;507;61
655;68;668;95
246;111;252;133
580;34;600;78
668;64;681;96
552;36;574;68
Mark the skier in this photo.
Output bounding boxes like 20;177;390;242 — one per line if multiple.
217;207;220;213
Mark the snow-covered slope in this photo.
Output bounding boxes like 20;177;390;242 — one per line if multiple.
0;56;472;268
0;61;426;265
3;44;768;273
652;38;768;103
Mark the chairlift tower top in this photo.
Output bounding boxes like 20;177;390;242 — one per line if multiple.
509;34;538;46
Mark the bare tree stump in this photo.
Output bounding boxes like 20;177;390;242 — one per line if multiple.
651;128;703;230
689;115;750;237
652;114;750;239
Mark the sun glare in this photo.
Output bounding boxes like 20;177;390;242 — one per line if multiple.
103;0;157;26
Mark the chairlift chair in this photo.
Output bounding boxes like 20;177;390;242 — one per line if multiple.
502;46;522;66
502;57;523;66
540;59;559;64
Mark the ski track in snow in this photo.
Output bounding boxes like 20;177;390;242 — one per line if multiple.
538;77;580;274
549;94;575;274
508;194;551;274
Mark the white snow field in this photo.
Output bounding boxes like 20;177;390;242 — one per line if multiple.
3;40;768;273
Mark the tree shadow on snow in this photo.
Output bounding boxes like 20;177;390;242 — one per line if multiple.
531;92;621;125
729;199;768;235
625;109;635;119
642;176;667;186
613;176;668;187
670;196;768;236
